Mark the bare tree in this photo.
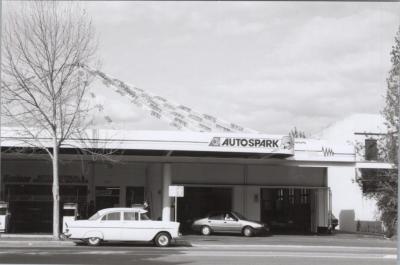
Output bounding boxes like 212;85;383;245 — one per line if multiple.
2;1;98;238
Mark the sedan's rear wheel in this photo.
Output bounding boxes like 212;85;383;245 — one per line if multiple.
243;226;254;237
201;225;211;236
87;237;101;246
155;232;171;247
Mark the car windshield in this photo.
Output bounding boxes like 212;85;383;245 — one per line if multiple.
88;212;101;220
232;211;247;220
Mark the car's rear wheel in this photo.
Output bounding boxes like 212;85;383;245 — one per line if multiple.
87;237;101;246
243;226;254;237
155;232;171;247
201;225;212;236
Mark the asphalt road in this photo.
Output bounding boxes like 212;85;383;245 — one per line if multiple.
0;235;396;265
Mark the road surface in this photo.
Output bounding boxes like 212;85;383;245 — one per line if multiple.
0;237;395;265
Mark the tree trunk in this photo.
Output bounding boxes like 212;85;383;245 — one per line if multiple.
52;136;60;239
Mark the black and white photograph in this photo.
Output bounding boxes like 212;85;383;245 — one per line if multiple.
0;0;399;264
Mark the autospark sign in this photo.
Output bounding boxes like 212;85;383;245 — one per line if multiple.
209;137;289;149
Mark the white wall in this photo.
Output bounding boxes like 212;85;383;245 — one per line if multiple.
328;166;379;224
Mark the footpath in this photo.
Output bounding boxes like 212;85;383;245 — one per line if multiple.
0;232;396;249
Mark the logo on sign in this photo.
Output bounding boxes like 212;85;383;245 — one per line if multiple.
209;137;221;147
209;137;281;148
280;136;293;150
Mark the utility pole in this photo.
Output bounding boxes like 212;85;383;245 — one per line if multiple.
0;0;3;202
397;81;400;265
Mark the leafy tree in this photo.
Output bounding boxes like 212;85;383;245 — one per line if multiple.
378;26;400;237
357;27;400;237
2;2;98;238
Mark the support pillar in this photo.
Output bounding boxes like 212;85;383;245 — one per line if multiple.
162;163;172;221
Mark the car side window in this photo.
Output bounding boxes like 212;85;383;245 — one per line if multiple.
124;212;138;221
209;213;224;220
140;213;150;221
101;212;121;221
225;213;236;221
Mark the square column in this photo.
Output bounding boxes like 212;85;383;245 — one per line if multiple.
162;163;172;221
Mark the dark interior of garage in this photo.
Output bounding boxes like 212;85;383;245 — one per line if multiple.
261;188;311;233
177;187;232;233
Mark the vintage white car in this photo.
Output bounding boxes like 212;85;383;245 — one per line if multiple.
63;207;180;247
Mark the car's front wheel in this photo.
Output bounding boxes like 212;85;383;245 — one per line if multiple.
243;226;254;237
201;225;212;236
155;232;171;247
87;237;101;246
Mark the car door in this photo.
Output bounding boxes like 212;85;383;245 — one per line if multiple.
208;213;225;232
121;211;141;241
99;211;122;240
121;211;155;241
221;212;242;233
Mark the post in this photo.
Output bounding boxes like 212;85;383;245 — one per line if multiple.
52;136;60;238
397;84;400;264
0;0;3;201
174;196;177;222
162;163;171;221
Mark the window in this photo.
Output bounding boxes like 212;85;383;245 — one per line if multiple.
209;213;224;220
102;212;121;221
126;187;145;207
140;213;150;221
300;189;309;204
359;168;387;194
124;212;138;221
289;188;295;204
277;189;284;201
63;209;75;217
89;212;100;221
232;211;246;220
365;139;378;161
224;213;236;221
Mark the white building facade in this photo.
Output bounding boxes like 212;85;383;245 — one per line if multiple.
316;114;393;232
1;128;355;234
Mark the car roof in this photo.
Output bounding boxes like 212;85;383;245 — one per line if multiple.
97;207;147;215
207;211;230;216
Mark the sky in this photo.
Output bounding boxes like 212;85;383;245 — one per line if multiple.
17;2;400;135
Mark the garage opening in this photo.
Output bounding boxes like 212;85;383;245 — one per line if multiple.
260;188;311;233
5;184;88;233
177;187;232;233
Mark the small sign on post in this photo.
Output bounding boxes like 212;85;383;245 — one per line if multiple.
169;185;184;197
169;186;184;222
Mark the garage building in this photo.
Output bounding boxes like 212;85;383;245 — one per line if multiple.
1;129;355;234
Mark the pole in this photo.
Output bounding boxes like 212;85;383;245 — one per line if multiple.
174;196;177;222
0;0;3;202
397;82;400;265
